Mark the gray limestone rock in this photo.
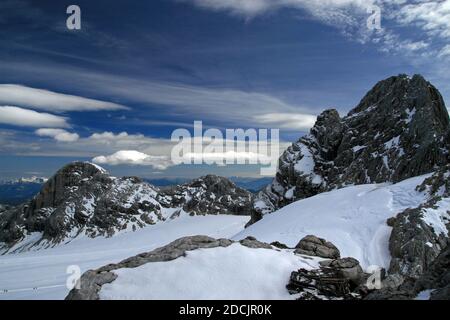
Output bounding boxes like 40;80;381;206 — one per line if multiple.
287;256;367;300
294;235;340;259
158;175;253;216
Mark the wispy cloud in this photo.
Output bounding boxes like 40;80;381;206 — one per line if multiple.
182;0;374;18
1;60;320;131
0;84;128;112
0;106;69;128
392;1;450;40
182;0;450;57
35;128;79;142
438;44;450;58
75;75;311;123
17;131;177;158
254;113;316;131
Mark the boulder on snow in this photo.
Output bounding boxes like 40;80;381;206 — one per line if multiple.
270;241;290;249
239;236;273;249
287;256;367;300
327;257;365;286
294;235;340;259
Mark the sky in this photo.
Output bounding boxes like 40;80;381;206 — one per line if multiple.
0;0;449;180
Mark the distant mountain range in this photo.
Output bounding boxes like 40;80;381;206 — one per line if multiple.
0;178;46;205
144;177;272;193
0;176;271;206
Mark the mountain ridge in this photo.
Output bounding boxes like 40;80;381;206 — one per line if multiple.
0;162;253;252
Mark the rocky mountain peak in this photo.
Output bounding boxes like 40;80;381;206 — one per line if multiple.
348;74;449;136
250;74;450;225
190;175;237;193
59;161;108;177
350;74;447;123
30;162;110;211
158;174;253;216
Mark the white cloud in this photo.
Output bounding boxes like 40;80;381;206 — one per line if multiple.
0;62;321;131
183;0;450;57
35;128;80;142
86;132;177;154
184;0;374;18
393;1;450;39
374;31;430;54
0;106;69;128
92;150;173;170
438;44;450;58
82;78;310;124
19;131;177;158
0;84;128;112
254;113;317;131
184;0;380;48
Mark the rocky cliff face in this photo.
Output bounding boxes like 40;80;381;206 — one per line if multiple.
0;204;9;213
388;165;450;279
0;162;253;252
250;74;450;225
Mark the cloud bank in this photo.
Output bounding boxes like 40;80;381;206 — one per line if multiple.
0;106;69;128
92;150;173;170
35;128;80;142
0;84;128;112
254;113;317;131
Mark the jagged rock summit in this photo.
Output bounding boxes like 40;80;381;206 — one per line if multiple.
0;162;253;252
159;174;253;216
251;74;450;224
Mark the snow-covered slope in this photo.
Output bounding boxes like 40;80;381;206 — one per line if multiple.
235;174;433;270
0;214;248;300
99;243;321;300
1;172;448;300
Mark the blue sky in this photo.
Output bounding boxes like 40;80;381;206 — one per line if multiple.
0;0;449;179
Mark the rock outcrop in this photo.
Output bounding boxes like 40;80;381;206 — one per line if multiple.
388;165;450;280
413;244;450;300
294;235;340;259
365;245;450;300
0;163;253;252
287;257;368;300
251;74;450;224
0;204;9;214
